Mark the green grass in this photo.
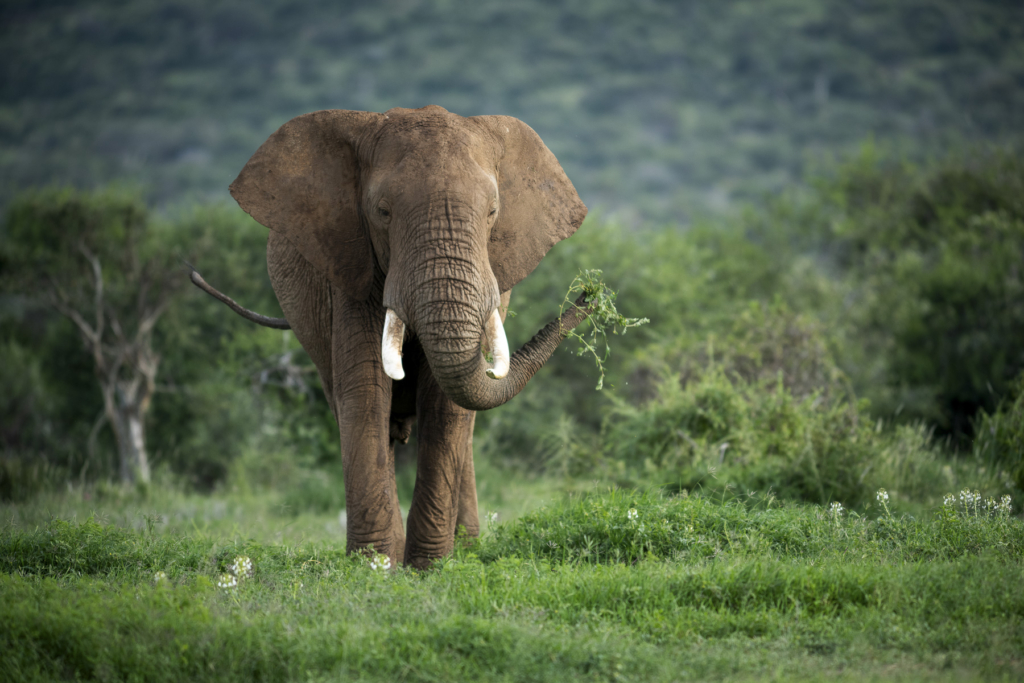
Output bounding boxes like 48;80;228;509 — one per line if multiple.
2;488;1021;682
0;457;560;546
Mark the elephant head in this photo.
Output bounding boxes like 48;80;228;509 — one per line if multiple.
229;105;588;411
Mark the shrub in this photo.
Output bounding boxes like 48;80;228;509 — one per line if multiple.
805;150;1024;437
597;367;880;506
550;302;979;507
279;468;345;516
973;373;1024;491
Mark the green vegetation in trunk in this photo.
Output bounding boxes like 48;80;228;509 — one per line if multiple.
561;269;649;390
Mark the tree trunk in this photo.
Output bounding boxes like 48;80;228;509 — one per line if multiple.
100;355;157;486
111;407;150;485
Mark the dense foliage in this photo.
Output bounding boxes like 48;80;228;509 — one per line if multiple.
497;148;1023;439
0;195;337;494
2;0;1022;222
3;150;1023;502
2;190;194;484
794;150;1024;436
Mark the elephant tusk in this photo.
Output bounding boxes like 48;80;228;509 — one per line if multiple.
484;309;510;380
382;309;406;381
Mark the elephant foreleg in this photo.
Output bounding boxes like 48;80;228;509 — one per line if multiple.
404;370;478;569
332;291;405;565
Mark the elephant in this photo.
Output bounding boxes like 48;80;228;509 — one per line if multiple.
192;105;594;568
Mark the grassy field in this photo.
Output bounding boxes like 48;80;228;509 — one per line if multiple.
2;484;1021;682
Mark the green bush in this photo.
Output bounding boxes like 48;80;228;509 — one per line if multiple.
7;152;1023;501
279;467;345;516
0;338;66;502
0;339;51;453
796;150;1024;438
476;216;789;469
548;302;1002;507
974;373;1024;491
597;367;881;506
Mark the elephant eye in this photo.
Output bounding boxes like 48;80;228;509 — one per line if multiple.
378;206;391;219
488;207;497;217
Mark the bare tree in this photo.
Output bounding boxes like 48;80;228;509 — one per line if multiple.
2;190;180;485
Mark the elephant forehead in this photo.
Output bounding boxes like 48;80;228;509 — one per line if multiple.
370;110;499;167
370;148;499;202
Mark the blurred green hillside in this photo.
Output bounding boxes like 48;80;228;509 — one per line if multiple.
2;0;1023;222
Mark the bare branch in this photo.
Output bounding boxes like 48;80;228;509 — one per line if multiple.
137;298;172;339
136;271;151;326
47;278;101;356
107;304;127;345
103;344;128;395
77;241;105;340
49;295;99;345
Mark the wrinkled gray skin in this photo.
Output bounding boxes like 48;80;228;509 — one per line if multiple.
230;105;592;568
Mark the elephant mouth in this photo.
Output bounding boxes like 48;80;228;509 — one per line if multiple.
381;307;509;381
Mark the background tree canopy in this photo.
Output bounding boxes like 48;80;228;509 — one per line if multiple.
1;0;1022;222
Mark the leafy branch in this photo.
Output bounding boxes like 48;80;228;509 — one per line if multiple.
561;269;649;390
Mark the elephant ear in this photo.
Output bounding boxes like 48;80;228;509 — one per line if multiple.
471;115;588;293
230;110;382;301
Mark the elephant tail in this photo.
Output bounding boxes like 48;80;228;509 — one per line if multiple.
186;265;291;330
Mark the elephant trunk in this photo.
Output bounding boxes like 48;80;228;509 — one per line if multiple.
383;291;593;412
382;213;593;411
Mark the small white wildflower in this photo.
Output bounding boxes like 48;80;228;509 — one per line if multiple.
998;495;1013;515
627;508;638;521
487;511;499;524
959;489;970;504
943;493;955;508
876;489;889;504
230;555;253;580
827;501;845;527
217;573;238;591
153;571;168;584
959;489;982;512
547;540;558;549
369;554;391;572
